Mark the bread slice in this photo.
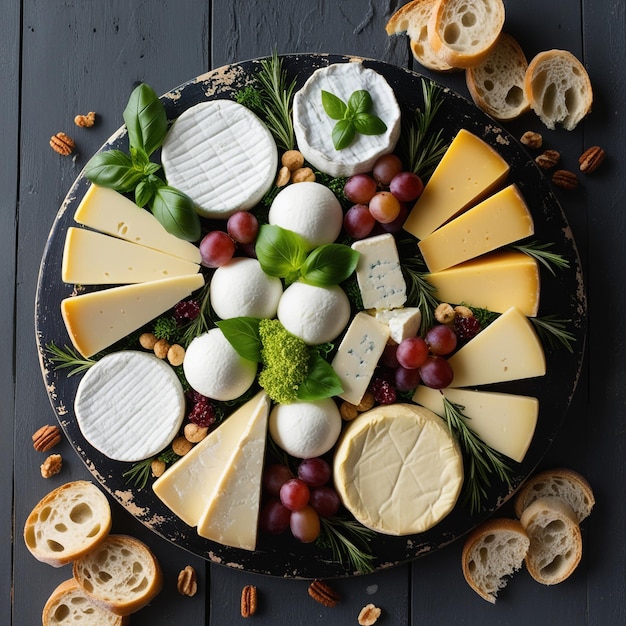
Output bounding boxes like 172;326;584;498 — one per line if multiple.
461;518;530;603
42;579;129;626
520;496;583;585
514;468;595;522
428;0;505;68
386;0;456;72
23;480;112;567
525;49;593;130
72;534;163;616
466;33;530;121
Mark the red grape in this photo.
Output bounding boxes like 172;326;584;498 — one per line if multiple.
259;499;291;535
395;366;421;392
343;204;376;239
419;356;454;389
199;230;235;268
396;336;429;369
297;458;331;488
389;172;424;202
227;211;259;244
279;478;310;512
262;463;293;498
381;343;400;368
368;191;400;224
289;505;321;543
373;153;403;185
379;202;408;233
344;174;377;204
425;325;457;356
309;486;341;518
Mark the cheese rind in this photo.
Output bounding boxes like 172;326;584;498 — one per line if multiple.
62;227;200;285
418;185;534;273
447;306;546;387
403;129;510;240
73;185;201;264
413;386;538;462
424;250;540;316
74;351;185;462
333;403;463;535
61;273;205;358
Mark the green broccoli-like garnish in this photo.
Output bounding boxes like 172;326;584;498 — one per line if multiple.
153;316;179;341
258;318;310;404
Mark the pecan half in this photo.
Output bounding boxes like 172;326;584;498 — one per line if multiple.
579;146;606;173
358;603;382;626
241;585;257;617
552;169;579;190
177;565;198;596
49;132;75;155
535;149;560;169
32;424;62;452
308;579;340;607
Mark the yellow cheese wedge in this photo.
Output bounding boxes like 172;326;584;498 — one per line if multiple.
61;273;205;358
413;386;538;463
403;129;510;240
333;403;463;535
153;391;269;528
447;306;546;388
418;185;534;273
196;393;269;550
424;250;540;316
62;227;200;285
74;185;201;264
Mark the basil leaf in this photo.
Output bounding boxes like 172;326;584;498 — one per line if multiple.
255;225;308;280
217;317;262;363
83;150;144;192
332;119;356;150
297;351;343;401
123;83;168;156
348;90;372;115
135;176;159;208
130;145;150;168
300;244;360;286
321;90;348;120
353;113;387;136
151;186;201;242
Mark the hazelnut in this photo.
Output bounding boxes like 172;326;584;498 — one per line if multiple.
167;344;186;366
151;458;166;478
291;167;316;183
454;305;474;319
184;423;208;443
356;391;375;412
153;338;170;359
434;302;455;324
172;436;193;456
340;401;359;421
139;332;158;350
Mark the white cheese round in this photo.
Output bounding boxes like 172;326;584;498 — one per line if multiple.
333;403;464;535
293;62;402;177
161;99;278;219
74;351;185;462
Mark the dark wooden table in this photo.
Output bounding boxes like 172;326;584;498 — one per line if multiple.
4;1;625;624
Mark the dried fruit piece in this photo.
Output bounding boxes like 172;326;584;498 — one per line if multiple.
32;424;62;452
241;584;257;617
579;146;606;174
308;579;340;607
552;169;579;190
177;565;198;596
49;132;75;156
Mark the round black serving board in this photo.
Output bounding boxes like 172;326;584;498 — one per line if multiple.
35;54;586;578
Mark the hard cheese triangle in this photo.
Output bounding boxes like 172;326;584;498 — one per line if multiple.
152;391;269;528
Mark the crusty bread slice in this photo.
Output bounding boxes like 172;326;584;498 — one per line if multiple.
461;518;530;603
520;496;583;585
42;579;129;626
72;534;163;616
514;468;595;522
23;480;112;567
428;0;505;69
386;0;456;72
466;33;530;121
525;49;593;130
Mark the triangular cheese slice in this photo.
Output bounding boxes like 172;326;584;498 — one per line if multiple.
61;273;205;358
197;392;270;550
153;391;269;527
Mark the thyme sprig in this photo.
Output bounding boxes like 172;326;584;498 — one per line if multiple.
318;516;376;575
531;315;576;353
46;342;97;377
513;240;570;276
441;397;513;514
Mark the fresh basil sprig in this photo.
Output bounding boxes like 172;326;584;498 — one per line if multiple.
321;89;387;150
255;225;359;286
83;83;200;242
216;317;262;363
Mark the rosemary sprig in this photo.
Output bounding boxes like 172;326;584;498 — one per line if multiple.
123;447;180;490
513;241;570;276
179;282;213;347
318;516;376;575
441;397;513;514
531;315;576;353
46;342;96;377
400;79;448;180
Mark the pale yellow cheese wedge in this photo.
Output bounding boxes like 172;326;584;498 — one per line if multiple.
413;386;538;462
403;129;510;240
424;250;540;316
447;306;546;388
418;185;534;273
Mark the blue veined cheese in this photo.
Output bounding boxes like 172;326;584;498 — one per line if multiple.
375;307;422;343
161;100;278;219
351;233;407;311
293;61;402;177
331;312;390;405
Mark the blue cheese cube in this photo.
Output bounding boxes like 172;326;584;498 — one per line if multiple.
375;307;422;343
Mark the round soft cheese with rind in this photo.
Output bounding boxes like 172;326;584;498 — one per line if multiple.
293;62;402;177
74;351;185;462
333;403;463;535
161;100;278;219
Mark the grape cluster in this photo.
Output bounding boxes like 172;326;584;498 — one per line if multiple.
259;457;341;543
198;211;260;268
342;154;424;240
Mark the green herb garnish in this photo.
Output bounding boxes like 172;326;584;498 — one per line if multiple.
179;282;213;347
321;89;387;150
46;342;97;377
123;448;180;490
317;516;376;574
531;315;576;353
513;240;570;276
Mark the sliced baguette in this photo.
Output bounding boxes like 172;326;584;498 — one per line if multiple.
461;518;530;603
520;496;583;585
42;579;129;626
514;468;595;522
23;480;112;567
466;33;530;121
525;49;593;130
428;0;505;69
72;534;163;616
386;0;456;72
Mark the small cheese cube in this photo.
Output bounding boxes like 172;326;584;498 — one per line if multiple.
375;307;422;343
